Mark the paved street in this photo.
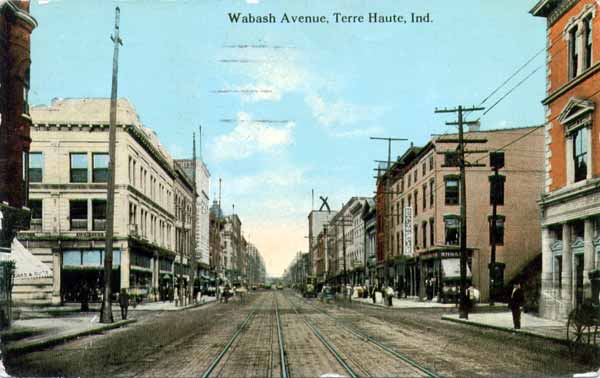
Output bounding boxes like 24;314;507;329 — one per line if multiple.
6;290;595;378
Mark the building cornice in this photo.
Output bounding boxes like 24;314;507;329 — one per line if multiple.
538;177;600;208
2;1;38;30
542;61;600;105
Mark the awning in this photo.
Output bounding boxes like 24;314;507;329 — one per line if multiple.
441;258;471;279
6;238;52;280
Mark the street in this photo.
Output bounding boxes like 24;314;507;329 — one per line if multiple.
6;290;593;378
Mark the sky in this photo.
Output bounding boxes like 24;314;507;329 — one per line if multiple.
29;0;547;277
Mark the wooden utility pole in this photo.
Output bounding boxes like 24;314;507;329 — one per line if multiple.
435;105;485;320
189;131;198;304
101;7;123;324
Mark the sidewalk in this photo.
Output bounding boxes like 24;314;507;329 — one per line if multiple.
441;311;567;344
3;315;136;354
352;296;457;309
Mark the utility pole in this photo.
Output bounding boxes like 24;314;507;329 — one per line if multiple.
189;132;198;304
101;7;123;324
435;105;485;320
489;152;504;306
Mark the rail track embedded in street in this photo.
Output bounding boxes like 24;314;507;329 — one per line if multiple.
274;294;289;378
287;293;441;378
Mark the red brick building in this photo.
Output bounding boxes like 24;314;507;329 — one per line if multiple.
0;1;36;248
532;0;600;319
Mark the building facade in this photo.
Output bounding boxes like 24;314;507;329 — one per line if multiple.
532;0;600;319
16;98;194;305
0;1;36;250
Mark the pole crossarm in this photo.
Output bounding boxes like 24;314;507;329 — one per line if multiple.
435;106;485;113
436;138;488;144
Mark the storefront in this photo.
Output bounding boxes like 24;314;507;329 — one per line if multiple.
61;248;121;302
418;247;473;302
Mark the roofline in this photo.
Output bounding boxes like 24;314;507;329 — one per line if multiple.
529;0;555;17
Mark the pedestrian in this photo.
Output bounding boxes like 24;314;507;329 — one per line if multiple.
385;286;394;306
509;282;525;329
119;288;129;320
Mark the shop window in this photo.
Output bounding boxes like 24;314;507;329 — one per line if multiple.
445;177;459;205
92;153;109;183
82;250;101;266
573;128;588;182
444;216;460;245
132;253;152;269
69;200;88;230
70;153;88;183
28;199;42;230
160;259;172;272
92;199;107;231
489;216;505;245
489;175;505;206
569;26;579;79
63;250;81;266
29;152;43;183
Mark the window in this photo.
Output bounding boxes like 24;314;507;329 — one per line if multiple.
70;200;88;230
554;256;563;290
444;216;460;245
23;68;30;114
92;199;107;231
70;153;88;183
422;163;426;176
413;170;417;183
573;128;588;182
414;225;419;248
396;232;400;255
29;199;42;230
489;175;505;205
414;191;418;216
422;222;427;248
584;16;593;71
422;184;427;210
429;218;435;246
445;177;459;205
444;152;459;167
569;26;579;79
489;216;505;245
29;152;43;183
429;180;435;207
429;156;434;170
92;153;109;183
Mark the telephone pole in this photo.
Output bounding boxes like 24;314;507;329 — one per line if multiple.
435;105;485;320
189;131;198;304
101;7;123;324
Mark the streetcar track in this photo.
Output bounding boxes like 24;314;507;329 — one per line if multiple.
290;293;441;378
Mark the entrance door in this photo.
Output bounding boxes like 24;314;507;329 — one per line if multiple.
575;254;584;307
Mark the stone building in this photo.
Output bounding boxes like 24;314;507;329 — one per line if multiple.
532;0;600;319
16;98;194;304
308;209;336;280
0;0;36;250
209;200;224;277
221;214;241;282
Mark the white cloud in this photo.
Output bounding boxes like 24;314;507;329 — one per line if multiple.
210;112;295;161
226;169;305;195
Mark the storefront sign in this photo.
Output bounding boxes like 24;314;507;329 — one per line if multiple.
403;206;413;257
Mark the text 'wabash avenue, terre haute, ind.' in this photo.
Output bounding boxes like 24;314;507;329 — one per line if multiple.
227;12;433;24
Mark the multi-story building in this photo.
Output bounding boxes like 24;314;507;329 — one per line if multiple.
348;198;368;285
16;98;195;304
173;161;195;295
0;0;37;250
361;198;377;286
384;127;544;301
209;200;224;277
176;158;211;276
221;214;241;282
308;210;336;278
532;0;600;319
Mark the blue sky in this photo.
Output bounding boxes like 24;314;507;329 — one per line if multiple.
29;0;546;276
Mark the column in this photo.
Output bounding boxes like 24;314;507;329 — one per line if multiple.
561;223;572;316
583;218;594;297
540;227;553;317
51;250;61;305
120;246;130;290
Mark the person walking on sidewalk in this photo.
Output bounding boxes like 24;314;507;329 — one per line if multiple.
119;289;129;320
509;282;525;329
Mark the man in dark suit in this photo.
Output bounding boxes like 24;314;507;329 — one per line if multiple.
509;282;525;329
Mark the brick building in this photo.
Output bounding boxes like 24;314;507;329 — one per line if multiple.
532;0;600;319
376;127;544;302
0;1;36;249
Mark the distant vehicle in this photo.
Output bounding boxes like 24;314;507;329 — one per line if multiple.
276;283;283;290
303;276;317;298
319;285;335;303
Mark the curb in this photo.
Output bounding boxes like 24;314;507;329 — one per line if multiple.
129;299;217;312
5;319;137;355
350;299;457;311
440;315;568;345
